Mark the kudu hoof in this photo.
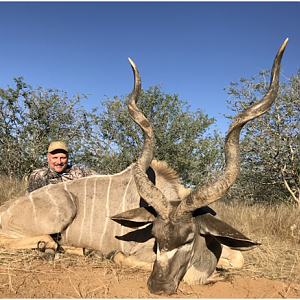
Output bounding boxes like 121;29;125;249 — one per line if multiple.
83;249;104;259
106;250;120;261
43;248;56;260
37;241;58;260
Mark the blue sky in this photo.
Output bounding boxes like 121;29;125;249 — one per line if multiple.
0;2;299;134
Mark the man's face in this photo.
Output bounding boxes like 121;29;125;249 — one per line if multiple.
47;151;68;173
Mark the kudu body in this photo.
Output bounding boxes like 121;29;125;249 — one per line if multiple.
0;160;187;259
0;39;288;295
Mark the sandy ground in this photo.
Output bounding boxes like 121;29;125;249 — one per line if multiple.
0;253;299;299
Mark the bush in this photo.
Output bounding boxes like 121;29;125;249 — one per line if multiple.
0;175;27;205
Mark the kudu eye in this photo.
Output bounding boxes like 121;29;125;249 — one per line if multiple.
184;236;195;246
180;232;195;247
185;238;194;244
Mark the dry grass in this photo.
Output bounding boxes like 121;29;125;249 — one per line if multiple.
0;248;153;298
0;175;27;205
211;201;300;285
0;247;147;275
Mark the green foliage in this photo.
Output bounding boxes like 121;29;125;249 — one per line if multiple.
0;79;221;187
0;77;94;179
224;68;300;205
79;85;222;187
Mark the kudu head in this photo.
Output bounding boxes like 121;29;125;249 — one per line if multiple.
112;39;288;295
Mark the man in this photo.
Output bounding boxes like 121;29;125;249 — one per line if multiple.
28;141;98;193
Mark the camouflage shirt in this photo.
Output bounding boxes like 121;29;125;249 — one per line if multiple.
27;165;98;193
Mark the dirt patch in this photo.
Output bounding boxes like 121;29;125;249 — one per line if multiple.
0;251;299;299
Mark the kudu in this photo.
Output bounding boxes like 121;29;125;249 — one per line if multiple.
0;39;288;295
111;38;288;294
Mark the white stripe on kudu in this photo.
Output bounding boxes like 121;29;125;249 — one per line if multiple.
99;176;112;249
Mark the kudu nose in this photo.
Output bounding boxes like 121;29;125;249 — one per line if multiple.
147;275;178;295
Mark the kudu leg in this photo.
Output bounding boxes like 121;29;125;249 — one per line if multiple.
113;251;153;271
217;246;244;269
0;233;58;258
60;246;100;258
62;246;85;256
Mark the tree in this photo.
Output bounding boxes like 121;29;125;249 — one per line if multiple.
0;79;222;187
82;85;222;187
0;77;94;179
224;69;300;205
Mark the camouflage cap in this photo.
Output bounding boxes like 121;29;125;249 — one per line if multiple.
48;141;68;153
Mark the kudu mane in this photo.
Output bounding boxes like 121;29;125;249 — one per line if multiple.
151;160;179;182
150;160;190;201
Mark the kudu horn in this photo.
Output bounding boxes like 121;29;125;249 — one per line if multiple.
173;38;289;220
128;58;171;219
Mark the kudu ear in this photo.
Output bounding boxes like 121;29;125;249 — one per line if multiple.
110;206;156;228
196;213;260;250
